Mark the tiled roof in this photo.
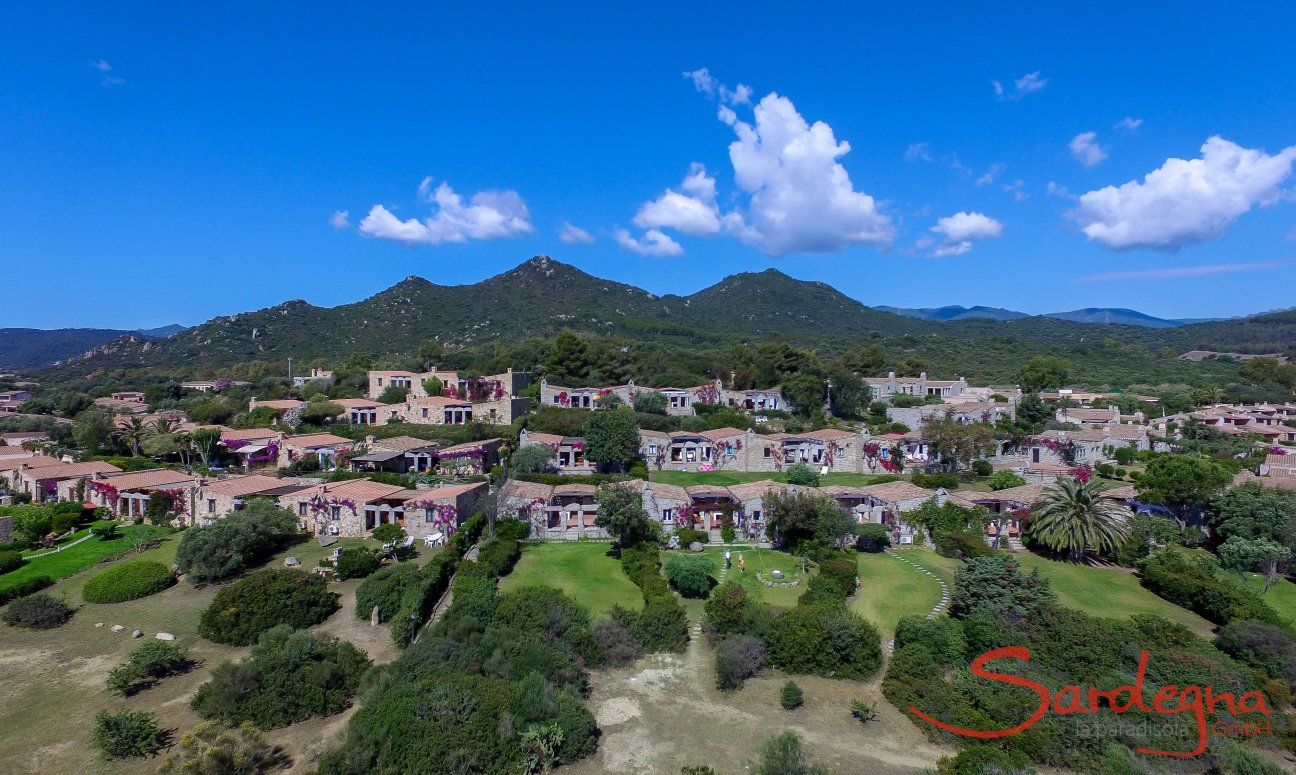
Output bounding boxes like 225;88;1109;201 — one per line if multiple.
97;469;198;491
332;398;381;409
0;455;60;471
439;438;502;455
685;484;734;499
521;431;564;445
308;478;408;503
370;435;441;452
24;461;122;480
645;480;690;501
220;427;279;442
966;483;1047;505
859;481;935;504
500;479;554;501
801;428;858;441
699;427;746;440
726;480;787;502
200;475;290;498
284;432;352;447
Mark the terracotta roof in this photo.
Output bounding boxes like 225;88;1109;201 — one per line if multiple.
501;479;554;501
699;427;746;441
967;483;1047;505
817;484;876;497
23;461;122;480
859;481;935;504
97;469;198;491
802;428;858;441
438;438;501;455
370;435;441;452
0;455;60;472
727;479;787;502
645;480;690;501
1104;425;1145;440
200;475;290;498
220;427;279;442
685;484;735;499
553;483;597;496
521;431;563;445
310;478;408;502
284;432;352;447
332;398;381;409
254;399;304;411
407;395;472;407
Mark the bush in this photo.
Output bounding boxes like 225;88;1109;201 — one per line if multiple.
970;459;993;477
785;463;820;487
941;745;1037;775
175;502;299;583
703;582;772;643
592;614;643;666
0;574;53;606
334;548;381;580
370;523;405;545
720;524;736;543
108;641;194;696
780;680;804;710
767;602;882;679
192;625;371;729
92;709;165;759
199;569;340;646
1138;549;1282;626
635;594;689;653
355;563;421;623
986;470;1027;491
2;591;73;629
0;549;24;574
912;472;959;490
674;528;708;547
854;523;891;552
83;560;175;603
1215;619;1296;684
159;721;282;775
1114;446;1137;466
665;553;714;598
715;633;766;690
510;443;558;474
756;731;828;775
935;529;994;560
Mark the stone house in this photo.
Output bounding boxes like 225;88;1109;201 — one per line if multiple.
393;482;488;542
85;469;201;519
16;461;122;502
641;427;890;475
886;401;1014;431
517;429;595;474
864;372;967;401
721;387;790;413
725;480;787;541
349;435;441;475
0;455;61;489
279;478;410;538
368;368;529;403
191;474;307;525
278;432;354;470
434;438;502;476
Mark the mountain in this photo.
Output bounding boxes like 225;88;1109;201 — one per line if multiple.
875;305;1029;322
0;324;189;369
135;323;188;338
29;256;1293;375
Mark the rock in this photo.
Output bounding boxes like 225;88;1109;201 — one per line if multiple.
155;632;176;641
688;542;704;552
370;606;380;627
111;624;124;632
95;623;104;628
131;629;143;638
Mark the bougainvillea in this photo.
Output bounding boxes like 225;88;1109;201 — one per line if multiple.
692;382;719;406
155;488;190;516
556;390;570;407
675;504;699;527
308;495;359;517
89;480;121;508
1070;464;1093;484
406;499;459;535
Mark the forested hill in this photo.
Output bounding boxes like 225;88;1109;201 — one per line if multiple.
34;256;1293;379
0;326;187;370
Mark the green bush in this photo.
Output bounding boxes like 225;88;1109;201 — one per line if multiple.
986;470;1027;491
664;553;714;598
108;641;193;696
942;744;1037;775
175;502;299;583
198;569;340;646
935;529;994;560
715;633;766;690
92;709;166;759
912;472;959;490
2;591;73;629
780;680;804;710
970;459;993;477
634;594;689;653
592;614;642;666
854;523;891;552
767;602;882;679
370;523;405;545
355;563;421;623
1138;549;1282;626
0;574;53;606
703;582;772;643
0;549;26;574
1113;446;1137;466
83;560;175;604
720;524;736;543
785;463;820;486
1215;619;1296;685
192;625;370;729
674;528;708;547
334;548;381;580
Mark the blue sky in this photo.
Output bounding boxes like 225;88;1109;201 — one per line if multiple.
3;3;1295;329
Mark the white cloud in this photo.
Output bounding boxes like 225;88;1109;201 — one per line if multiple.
1069;136;1296;250
1115;116;1143;132
1069;131;1109;167
1046;180;1072;199
1002;178;1028;202
632;163;722;236
358;178;533;245
91;59;112;72
993;71;1048;100
558;221;595;244
329;210;350;230
976;163;1006;187
613;227;683;257
905;142;933;162
1078;260;1294;282
91;59;124;86
682;68;751;105
930;211;1003;257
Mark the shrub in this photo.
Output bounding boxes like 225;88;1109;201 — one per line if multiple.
941;745;1037;775
715;633;766;690
703;582;772;643
334;548;381;580
476;533;522;578
785;463;820;486
912;472;959;490
850;698;877;724
633;390;667;415
355;563;421;623
767;602;882;679
92;709;165;759
948;555;1057;620
635;594;689;653
1113;446;1137;466
986;470;1027;491
720;525;736;543
1138;549;1281;626
193;625;371;729
108;641;194;696
936;529;994;560
1215;619;1296;684
780;680;804;710
198;569;340;646
970;459;993;477
370;523;405;545
756;731;828;775
159;721;282;775
83;560;175;603
592;614;643;666
510;443;558;474
854;523;891;552
674;528;708;547
0;574;53;606
665;553;714;598
175;502;298;583
1;591;73;629
0;549;24;574
390;551;459;646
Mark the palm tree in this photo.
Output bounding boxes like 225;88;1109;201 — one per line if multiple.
1028;478;1131;561
112;416;149;457
151;416;178;436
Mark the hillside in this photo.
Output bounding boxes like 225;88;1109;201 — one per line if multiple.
876;305;1028;322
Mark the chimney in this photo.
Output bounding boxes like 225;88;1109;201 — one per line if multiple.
919;372;927;380
888;371;895;379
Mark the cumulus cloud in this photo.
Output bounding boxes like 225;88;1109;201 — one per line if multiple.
682;68;751;105
1077;260;1294;282
1046;181;1074;200
993;71;1048;100
1002;178;1028;202
1069;131;1109;167
558;221;595;244
1069;136;1296;250
976;163;1006;186
930;211;1003;257
1115;116;1143;132
358;178;533;245
329;210;350;230
613;227;683;257
905;142;933;162
632;163;722;235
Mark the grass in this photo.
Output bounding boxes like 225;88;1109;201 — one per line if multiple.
500;541;643;616
852;550;947;637
1221;570;1296;625
699;546;809;608
649;470;897;487
1012;551;1214;636
2;525;173;588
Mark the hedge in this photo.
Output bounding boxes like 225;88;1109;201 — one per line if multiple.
199;569;340;646
388;510;491;648
1138;550;1282;626
0;575;53;607
355;564;422;623
0;549;25;575
83;561;175;604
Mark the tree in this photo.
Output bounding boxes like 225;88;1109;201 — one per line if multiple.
92;709;166;759
190;427;223;468
781;373;825;418
73;408;117;454
422;376;444;396
1136;454;1234;529
632;390;667;415
376;385;408;405
948;555;1058;620
511;444;557;474
595;484;651;549
665;554;713;598
175;502;298;582
897;356;927;376
785;463;820;486
764;490;852;557
546;332;593;384
581;410;639;471
1017;356;1069;393
920;414;995;471
754;731;829;775
1217;536;1293;594
1207;483;1296;548
1027;478;1131;560
111;416;149;457
1015;393;1051;431
300;401;345;425
159;721;283;775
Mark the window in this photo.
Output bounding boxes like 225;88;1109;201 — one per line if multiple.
751;510;762;521
298;503;308;516
377;378;384;386
330;505;341;520
425;507;435;523
421;408;429;418
207;499;216;514
648;443;658;455
662;508;673;522
763;447;771;458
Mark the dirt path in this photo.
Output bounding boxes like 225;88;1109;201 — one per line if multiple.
567;634;953;775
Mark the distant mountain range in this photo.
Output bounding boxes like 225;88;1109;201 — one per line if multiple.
0;324;188;369
876;305;1229;328
7;256;1296;374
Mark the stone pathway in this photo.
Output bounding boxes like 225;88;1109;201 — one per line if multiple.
23;531;94;559
881;549;950;652
694;552;733;640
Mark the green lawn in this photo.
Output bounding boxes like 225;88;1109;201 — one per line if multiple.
2;525;173;588
649;470;897;487
1012;552;1214;636
1222;571;1296;625
700;546;809;608
853;549;949;636
500;541;643;616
